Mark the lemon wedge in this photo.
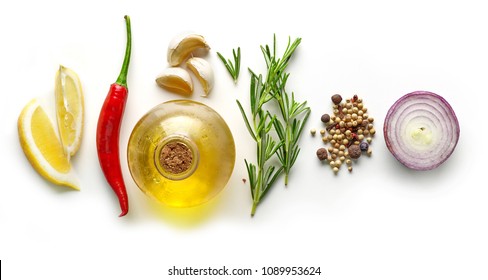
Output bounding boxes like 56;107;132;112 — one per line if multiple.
54;65;84;157
18;99;79;190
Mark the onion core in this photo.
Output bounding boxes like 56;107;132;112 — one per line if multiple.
383;91;460;171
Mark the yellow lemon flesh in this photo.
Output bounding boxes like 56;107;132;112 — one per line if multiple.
55;65;84;157
18;99;79;190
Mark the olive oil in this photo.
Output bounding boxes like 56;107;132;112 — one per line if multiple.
127;100;235;208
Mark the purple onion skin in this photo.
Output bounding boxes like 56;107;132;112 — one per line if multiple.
383;91;460;171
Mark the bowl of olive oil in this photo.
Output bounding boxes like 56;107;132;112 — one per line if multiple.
127;100;235;208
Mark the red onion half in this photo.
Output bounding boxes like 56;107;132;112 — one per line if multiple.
383;91;460;171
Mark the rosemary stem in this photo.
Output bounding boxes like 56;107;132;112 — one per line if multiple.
251;203;257;216
252;135;265;217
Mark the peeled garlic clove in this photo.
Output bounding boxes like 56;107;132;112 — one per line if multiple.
155;67;193;95
167;33;210;66
186;57;214;96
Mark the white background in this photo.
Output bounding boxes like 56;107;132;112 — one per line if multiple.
1;0;487;279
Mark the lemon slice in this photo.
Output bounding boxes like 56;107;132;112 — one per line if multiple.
18;99;79;190
54;65;84;157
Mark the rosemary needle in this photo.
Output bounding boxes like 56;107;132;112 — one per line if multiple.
217;47;241;83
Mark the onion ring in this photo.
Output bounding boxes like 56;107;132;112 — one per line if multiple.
383;91;460;170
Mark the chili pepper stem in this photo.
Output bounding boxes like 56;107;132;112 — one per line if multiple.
115;15;132;88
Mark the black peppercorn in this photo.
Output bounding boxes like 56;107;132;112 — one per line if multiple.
348;144;361;159
321;114;330;123
359;142;369;151
316;148;328;161
331;94;342;105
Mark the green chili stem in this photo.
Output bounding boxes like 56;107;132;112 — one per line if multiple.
115;15;132;88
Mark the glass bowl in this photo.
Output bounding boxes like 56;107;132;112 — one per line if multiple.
127;100;235;208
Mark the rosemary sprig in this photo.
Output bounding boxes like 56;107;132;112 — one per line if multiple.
260;36;311;185
217;47;241;83
237;35;310;216
237;72;284;216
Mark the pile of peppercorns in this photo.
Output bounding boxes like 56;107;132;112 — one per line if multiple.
312;94;375;173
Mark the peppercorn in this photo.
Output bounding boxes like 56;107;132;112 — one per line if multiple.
348;144;361;159
316;148;328;161
315;94;374;173
331;94;342;105
321;114;330;123
359;142;369;151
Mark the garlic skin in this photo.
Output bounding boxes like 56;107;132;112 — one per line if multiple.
167;33;210;67
155;67;193;95
186;57;214;96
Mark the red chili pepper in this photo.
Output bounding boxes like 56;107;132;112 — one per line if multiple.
96;15;132;217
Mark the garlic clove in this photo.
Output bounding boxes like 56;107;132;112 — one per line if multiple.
155;67;193;95
186;57;214;96
167;33;210;67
